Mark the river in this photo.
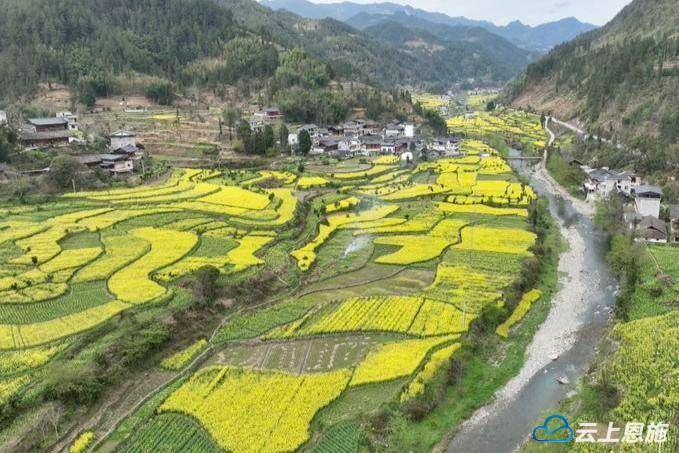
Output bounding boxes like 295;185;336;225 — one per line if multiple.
446;150;617;453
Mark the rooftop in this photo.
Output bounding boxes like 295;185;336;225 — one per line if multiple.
28;117;68;127
635;185;663;197
99;154;129;161
110;130;135;138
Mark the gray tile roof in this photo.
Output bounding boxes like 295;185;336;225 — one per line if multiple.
29;117;68;127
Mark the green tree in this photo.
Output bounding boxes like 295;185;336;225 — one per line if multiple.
0;124;18;163
50;155;80;190
263;124;275;150
192;265;220;306
298;130;312;155
278;124;289;151
222;107;241;141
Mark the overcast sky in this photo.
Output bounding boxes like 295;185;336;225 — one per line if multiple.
312;0;633;26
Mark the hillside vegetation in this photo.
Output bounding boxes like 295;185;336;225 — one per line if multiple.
0;0;526;104
506;0;678;149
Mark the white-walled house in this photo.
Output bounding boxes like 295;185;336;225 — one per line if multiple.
634;185;662;219
56;111;79;131
99;154;133;175
0;111;6;124
583;168;640;199
109;130;136;150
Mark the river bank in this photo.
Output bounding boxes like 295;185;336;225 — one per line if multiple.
446;151;616;453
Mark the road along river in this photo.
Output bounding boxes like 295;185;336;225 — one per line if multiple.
447;149;617;453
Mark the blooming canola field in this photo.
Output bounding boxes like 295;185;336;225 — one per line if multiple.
1;133;545;452
111;138;542;453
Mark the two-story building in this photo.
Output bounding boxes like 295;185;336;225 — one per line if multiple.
109;130;136;150
358;135;382;156
56;111;79;131
583;168;640;199
99;154;134;175
311;138;339;155
19;117;72;147
634;185;663;219
380;139;408;155
110;131;143;169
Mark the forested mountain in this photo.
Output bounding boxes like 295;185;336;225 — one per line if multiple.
361;20;529;82
219;0;527;87
0;0;238;100
261;0;597;51
505;0;679;150
0;0;531;103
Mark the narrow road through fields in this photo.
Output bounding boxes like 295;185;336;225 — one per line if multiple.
446;145;617;453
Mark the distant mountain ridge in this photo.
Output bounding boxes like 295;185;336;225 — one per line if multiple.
260;0;598;51
217;0;530;87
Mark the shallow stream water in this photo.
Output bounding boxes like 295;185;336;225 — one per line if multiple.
447;150;617;453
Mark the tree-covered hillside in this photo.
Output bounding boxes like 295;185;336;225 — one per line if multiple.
0;0;237;100
0;0;531;103
351;13;530;82
505;0;678;147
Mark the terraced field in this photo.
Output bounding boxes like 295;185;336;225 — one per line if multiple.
73;139;545;453
0;168;299;409
447;109;547;151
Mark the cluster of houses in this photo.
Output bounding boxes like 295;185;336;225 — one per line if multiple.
75;130;144;175
248;107;462;162
581;165;678;244
288;120;461;162
0;109;144;177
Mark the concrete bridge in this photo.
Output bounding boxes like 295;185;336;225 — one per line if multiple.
505;156;543;161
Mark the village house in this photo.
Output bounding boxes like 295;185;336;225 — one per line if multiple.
19;117;72;147
73;154;104;169
109;131;143;169
99;154;134;175
298;124;319;139
253;107;282;122
583;167;640;198
431;137;460;155
359;135;382;156
634;185;663;219
635;216;668;243
311;138;338;155
669;205;679;243
0;110;6;124
385;122;404;138
109;130;136;150
56;111;79;131
380;138;408;155
343;120;373;138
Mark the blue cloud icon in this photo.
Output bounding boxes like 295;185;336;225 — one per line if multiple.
531;415;575;443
